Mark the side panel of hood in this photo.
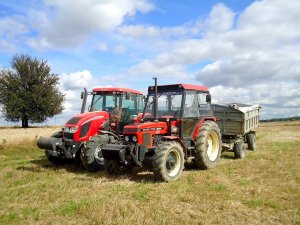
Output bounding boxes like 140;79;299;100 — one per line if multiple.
65;111;110;142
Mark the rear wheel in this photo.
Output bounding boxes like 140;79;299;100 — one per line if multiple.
194;121;222;169
234;140;246;159
247;133;256;150
81;135;109;172
104;160;129;176
152;141;184;182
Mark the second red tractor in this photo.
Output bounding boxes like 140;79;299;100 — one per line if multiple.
101;79;222;182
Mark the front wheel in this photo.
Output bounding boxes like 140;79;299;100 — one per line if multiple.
152;141;184;182
45;150;67;165
104;160;130;176
194;121;222;169
81;135;109;172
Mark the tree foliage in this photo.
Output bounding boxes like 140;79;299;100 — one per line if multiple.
0;54;64;127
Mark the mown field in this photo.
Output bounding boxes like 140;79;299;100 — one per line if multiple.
0;122;299;225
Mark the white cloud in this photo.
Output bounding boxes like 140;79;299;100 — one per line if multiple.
122;0;300;119
33;0;154;48
61;70;93;90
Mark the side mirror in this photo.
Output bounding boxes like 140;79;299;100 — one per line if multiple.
206;94;211;103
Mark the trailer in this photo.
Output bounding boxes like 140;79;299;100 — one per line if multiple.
212;103;261;159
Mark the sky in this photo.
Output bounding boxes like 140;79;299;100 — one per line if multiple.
0;0;299;126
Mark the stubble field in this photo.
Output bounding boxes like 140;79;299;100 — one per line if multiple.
0;121;299;224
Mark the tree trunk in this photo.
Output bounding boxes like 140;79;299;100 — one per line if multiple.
22;116;29;128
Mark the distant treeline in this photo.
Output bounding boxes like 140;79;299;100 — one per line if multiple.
261;116;300;122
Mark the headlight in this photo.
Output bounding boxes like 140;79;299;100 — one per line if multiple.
171;126;178;133
132;136;137;142
65;126;78;133
124;136;129;141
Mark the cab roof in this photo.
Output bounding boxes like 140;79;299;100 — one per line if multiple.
92;87;143;95
148;84;209;92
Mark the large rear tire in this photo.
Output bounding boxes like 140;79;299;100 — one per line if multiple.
247;133;256;151
81;135;109;172
152;141;184;182
194;121;222;169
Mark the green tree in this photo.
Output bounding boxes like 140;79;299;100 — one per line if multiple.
0;54;64;127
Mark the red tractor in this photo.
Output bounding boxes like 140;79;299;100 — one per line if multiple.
37;87;144;171
101;79;222;182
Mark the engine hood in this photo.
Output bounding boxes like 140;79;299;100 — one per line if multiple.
65;111;109;126
123;121;168;133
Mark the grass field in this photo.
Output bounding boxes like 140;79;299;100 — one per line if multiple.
0;122;299;224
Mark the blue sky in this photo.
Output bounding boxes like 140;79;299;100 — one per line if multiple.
0;0;300;125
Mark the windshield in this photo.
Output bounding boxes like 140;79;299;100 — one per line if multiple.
90;94;119;112
90;93;144;114
145;91;183;118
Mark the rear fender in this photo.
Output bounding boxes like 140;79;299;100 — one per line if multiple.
191;117;216;140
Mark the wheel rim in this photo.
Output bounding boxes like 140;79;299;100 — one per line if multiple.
166;149;181;177
94;147;104;164
206;131;219;161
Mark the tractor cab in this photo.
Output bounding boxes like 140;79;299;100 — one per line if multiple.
88;87;144;132
142;84;214;140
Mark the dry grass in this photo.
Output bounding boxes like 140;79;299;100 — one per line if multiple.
0;122;299;224
0;127;61;146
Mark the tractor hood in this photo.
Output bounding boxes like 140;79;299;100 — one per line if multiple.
123;121;168;133
65;111;109;126
64;111;110;142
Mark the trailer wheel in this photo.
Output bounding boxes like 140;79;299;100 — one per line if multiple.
152;141;184;182
45;150;66;165
104;160;129;176
194;121;222;169
234;140;246;159
247;133;256;151
81;135;109;172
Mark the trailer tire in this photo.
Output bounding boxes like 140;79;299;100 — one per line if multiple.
152;141;184;182
45;150;66;165
104;160;129;176
194;121;222;169
81;135;109;172
234;140;246;159
247;133;256;151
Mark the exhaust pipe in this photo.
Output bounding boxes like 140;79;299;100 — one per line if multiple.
81;87;88;113
153;77;158;121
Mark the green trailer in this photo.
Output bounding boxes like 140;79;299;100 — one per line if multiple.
212;103;261;159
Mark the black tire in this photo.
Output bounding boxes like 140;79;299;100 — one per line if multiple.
152;141;184;182
247;133;256;151
234;140;246;159
104;159;130;176
194;121;222;169
45;150;66;165
80;135;109;172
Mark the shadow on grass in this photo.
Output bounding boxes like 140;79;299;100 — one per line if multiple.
16;156;157;182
